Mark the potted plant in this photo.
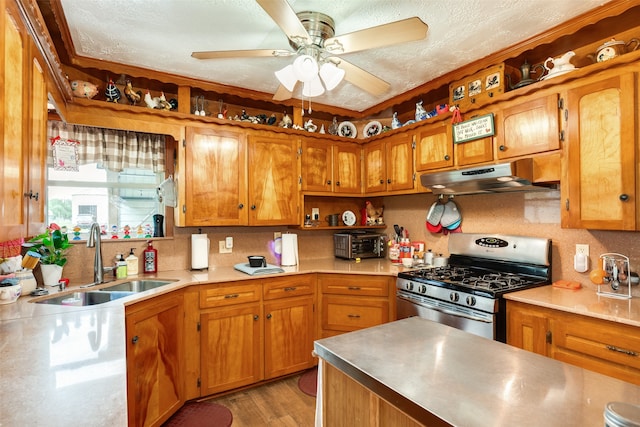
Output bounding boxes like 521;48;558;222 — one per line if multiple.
29;224;72;286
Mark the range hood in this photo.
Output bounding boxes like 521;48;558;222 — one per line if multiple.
420;159;557;195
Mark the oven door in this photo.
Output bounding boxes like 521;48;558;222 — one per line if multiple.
396;290;496;340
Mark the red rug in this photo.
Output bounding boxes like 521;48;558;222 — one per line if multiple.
298;366;318;397
163;401;233;427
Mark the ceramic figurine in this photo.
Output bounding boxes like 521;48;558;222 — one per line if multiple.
328;117;339;135
71;80;98;99
123;80;141;105
144;91;157;108
319;124;325;134
279;112;292;128
267;113;277;125
304;119;317;132
105;79;121;103
391;112;402;129
415;101;428;121
543;51;576;78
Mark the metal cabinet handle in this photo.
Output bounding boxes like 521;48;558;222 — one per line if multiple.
251;204;256;210
606;345;638;356
238;203;244;209
327;180;331;185
387;179;391;184
336;181;340;186
284;287;297;292
499;145;506;151
131;335;139;344
266;313;272;319
620;194;630;202
347;286;361;291
379;179;384;184
24;191;39;201
224;294;239;299
347;314;361;318
444;155;450;161
253;315;259;321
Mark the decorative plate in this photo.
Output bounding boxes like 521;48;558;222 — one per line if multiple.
342;210;357;226
338;121;357;139
363;121;382;138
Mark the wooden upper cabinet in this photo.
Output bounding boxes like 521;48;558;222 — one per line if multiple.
495;94;560;160
27;57;47;235
184;126;247;226
247;133;299;225
301;138;332;193
454;109;495;167
414;121;453;172
385;132;415;192
363;140;385;193
561;73;636;230
333;142;361;194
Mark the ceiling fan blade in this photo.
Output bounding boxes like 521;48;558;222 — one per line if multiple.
272;84;293;101
192;49;293;59
256;0;311;45
324;17;428;54
333;58;390;96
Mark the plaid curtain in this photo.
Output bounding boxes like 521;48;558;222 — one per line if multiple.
47;121;166;173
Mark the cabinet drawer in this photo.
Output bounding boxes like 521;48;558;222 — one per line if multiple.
200;282;261;308
320;274;389;297
322;296;389;332
263;274;314;300
551;315;640;371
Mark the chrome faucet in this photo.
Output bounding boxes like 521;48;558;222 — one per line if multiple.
87;222;104;285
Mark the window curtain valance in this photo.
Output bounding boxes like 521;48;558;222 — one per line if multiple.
47;121;166;173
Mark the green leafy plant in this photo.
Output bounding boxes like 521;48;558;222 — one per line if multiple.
29;225;73;266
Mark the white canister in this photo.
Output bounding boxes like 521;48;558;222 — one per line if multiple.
15;270;37;295
433;254;449;268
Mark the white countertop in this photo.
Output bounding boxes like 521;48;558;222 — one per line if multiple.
0;258;399;426
315;317;640;427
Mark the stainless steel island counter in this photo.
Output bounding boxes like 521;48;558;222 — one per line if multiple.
314;317;640;427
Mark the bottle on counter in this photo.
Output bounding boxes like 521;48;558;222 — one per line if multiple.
424;249;434;265
116;253;127;279
126;248;138;276
143;241;157;274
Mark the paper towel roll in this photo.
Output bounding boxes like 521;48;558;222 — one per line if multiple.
281;233;298;266
191;234;209;270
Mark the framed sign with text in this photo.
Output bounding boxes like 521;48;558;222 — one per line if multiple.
452;113;495;144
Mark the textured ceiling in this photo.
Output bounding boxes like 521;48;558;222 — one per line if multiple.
58;0;612;111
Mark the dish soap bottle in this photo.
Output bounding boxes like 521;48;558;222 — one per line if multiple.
116;253;127;279
126;248;138;276
143;240;157;274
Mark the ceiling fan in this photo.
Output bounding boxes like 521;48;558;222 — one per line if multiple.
191;0;428;101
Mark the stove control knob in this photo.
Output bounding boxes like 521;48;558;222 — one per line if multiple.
449;292;459;302
418;285;427;294
466;296;476;306
406;282;414;291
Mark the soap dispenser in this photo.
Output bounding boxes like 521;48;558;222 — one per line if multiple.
126;248;138;276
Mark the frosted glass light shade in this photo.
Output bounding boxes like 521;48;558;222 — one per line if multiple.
319;63;345;91
302;75;325;97
274;64;298;92
292;55;319;83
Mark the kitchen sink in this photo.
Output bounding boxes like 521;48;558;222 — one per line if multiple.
97;279;177;292
35;291;135;306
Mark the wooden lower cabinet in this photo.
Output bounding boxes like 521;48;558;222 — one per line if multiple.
188;275;316;398
125;291;184;427
318;274;393;337
507;300;640;385
322;362;425;427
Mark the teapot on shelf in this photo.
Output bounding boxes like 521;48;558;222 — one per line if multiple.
542;51;576;79
588;38;640;63
506;60;545;89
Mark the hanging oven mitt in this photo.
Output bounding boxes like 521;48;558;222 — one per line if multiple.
426;201;444;233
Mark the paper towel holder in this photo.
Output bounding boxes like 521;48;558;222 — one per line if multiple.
191;228;210;271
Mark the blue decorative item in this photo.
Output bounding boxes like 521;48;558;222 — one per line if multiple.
391;112;401;129
415;101;428;121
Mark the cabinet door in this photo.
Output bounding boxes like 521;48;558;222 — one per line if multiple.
414;122;453;172
385;133;415;192
26;57;47;235
248;133;299;225
185;126;247;226
301;138;332;193
200;303;262;395
363;140;385;193
562;74;636;230
496;94;560;159
264;296;315;379
506;301;549;356
1;5;26;240
126;292;184;427
333;142;361;194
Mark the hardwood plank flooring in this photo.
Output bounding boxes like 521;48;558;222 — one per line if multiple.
205;373;317;426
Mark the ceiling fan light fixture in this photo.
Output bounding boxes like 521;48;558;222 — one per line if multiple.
292;54;319;82
302;75;325;97
319;62;345;91
274;64;298;92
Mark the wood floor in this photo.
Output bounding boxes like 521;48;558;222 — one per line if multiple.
205;373;317;426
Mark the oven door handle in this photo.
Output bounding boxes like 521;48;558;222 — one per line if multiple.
397;294;492;323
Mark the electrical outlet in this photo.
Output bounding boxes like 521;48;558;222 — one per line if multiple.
576;244;589;257
274;231;282;240
219;240;232;254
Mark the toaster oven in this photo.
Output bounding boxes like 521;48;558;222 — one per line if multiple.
334;232;387;260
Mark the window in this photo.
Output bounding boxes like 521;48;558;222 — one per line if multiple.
46;121;168;239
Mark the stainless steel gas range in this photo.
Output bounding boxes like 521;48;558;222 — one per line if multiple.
396;233;551;342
